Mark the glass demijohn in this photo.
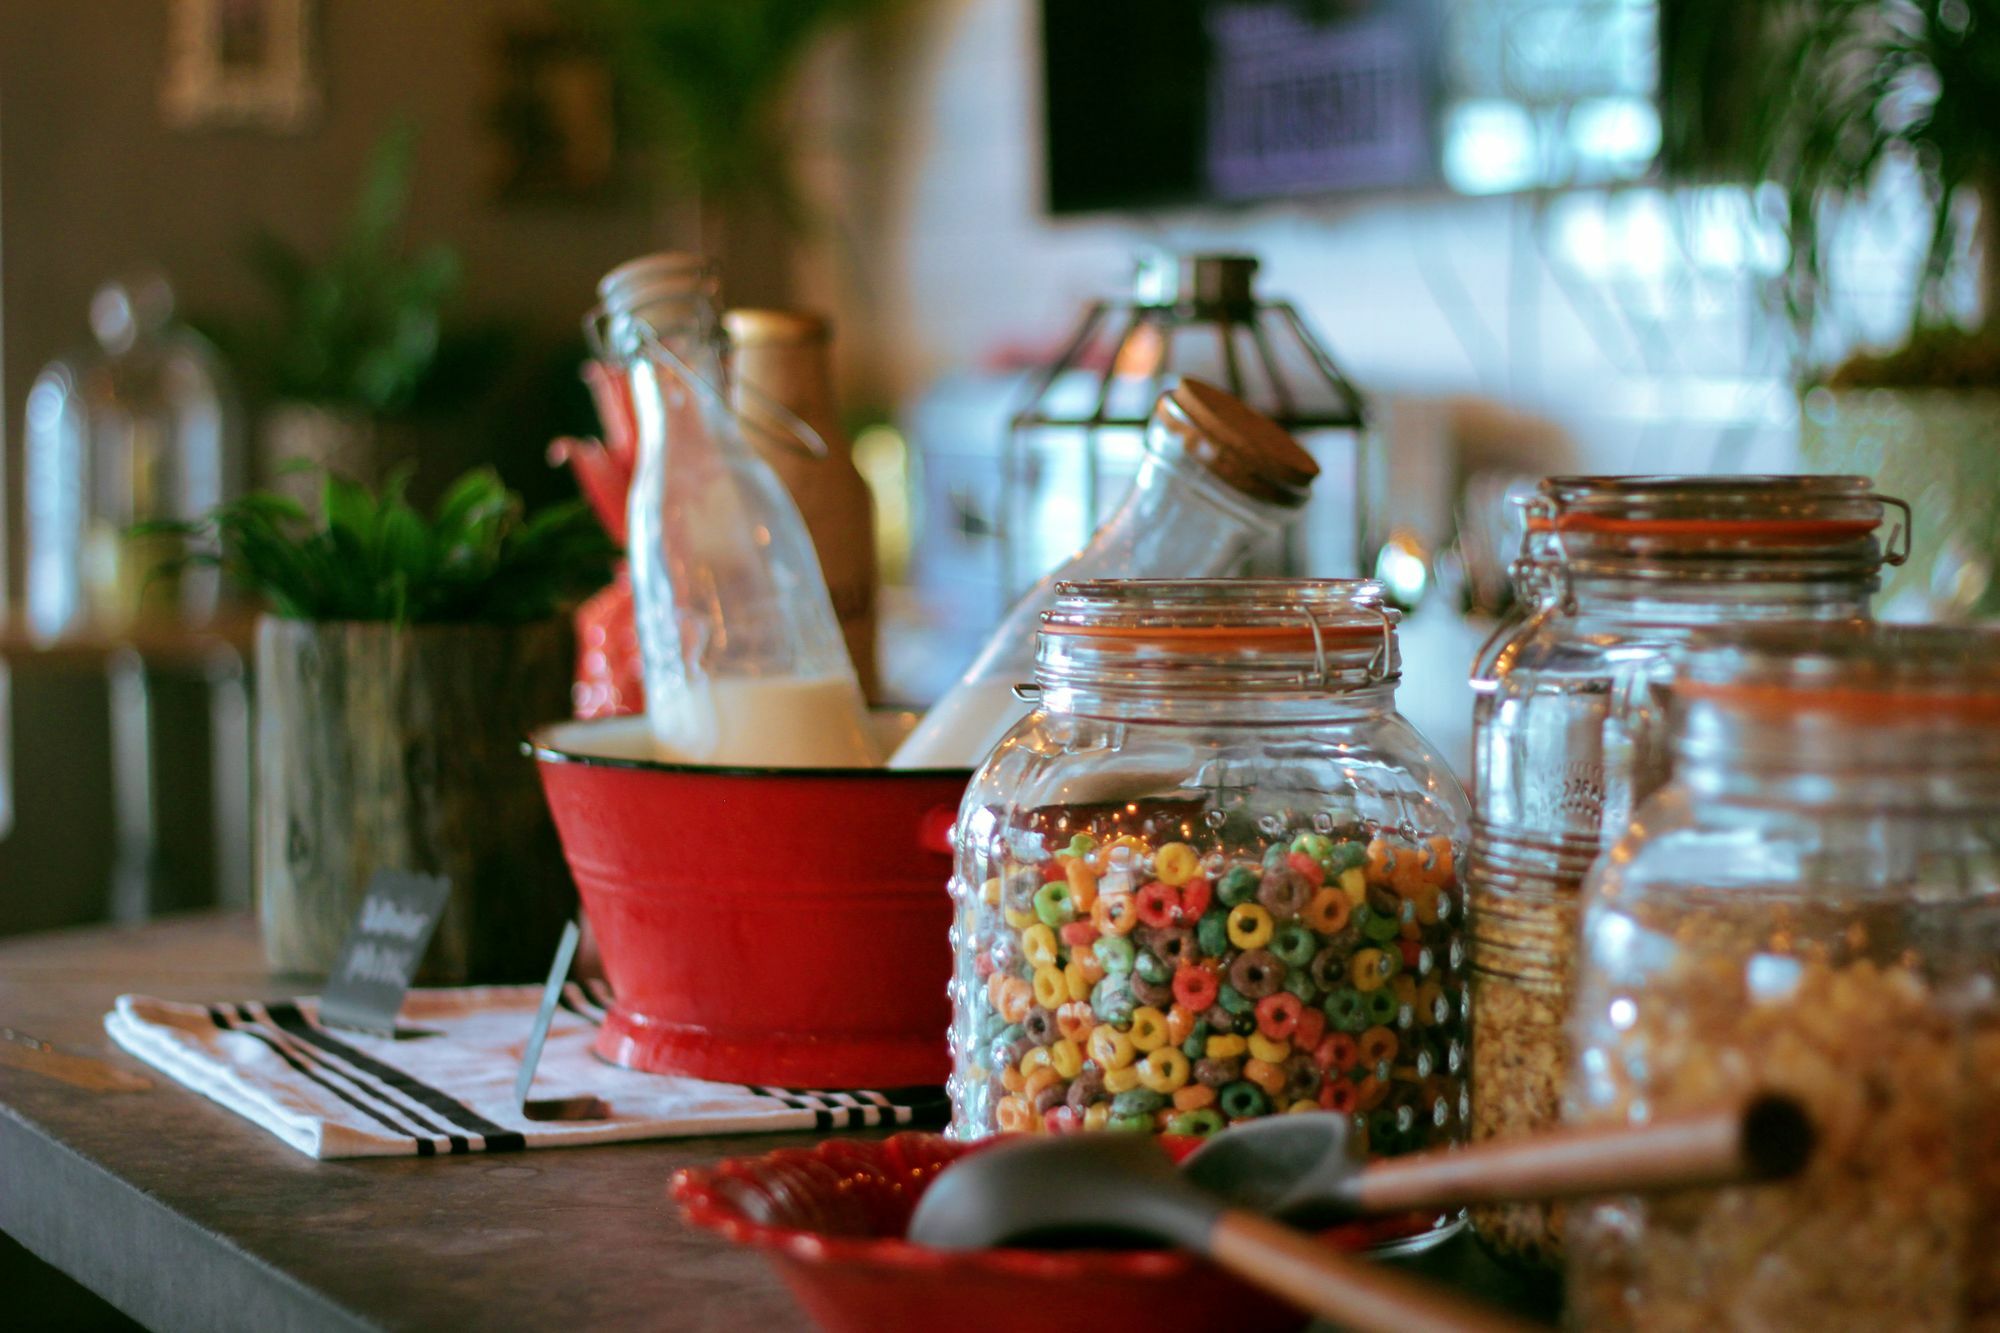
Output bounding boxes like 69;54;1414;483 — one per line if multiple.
25;271;233;641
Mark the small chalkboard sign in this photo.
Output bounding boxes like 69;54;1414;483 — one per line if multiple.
318;871;452;1036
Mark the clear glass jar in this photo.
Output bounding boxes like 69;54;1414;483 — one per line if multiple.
25;271;234;641
892;378;1318;769
948;579;1473;1228
1567;625;2000;1330
1464;475;1907;1268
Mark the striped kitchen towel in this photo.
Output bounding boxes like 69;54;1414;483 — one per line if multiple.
105;985;948;1160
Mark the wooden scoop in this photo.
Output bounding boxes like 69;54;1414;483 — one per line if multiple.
908;1132;1540;1333
1180;1094;1813;1226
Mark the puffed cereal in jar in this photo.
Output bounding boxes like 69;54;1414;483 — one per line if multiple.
1467;476;1901;1271
1565;625;2000;1331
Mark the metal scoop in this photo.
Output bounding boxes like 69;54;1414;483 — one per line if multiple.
908;1132;1540;1333
1180;1094;1813;1226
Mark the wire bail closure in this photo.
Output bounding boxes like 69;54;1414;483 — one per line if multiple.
1516;486;1912;607
584;308;832;462
630;319;829;461
1296;601;1395;687
1516;491;1577;614
1881;494;1913;567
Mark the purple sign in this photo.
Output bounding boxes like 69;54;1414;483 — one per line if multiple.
1207;1;1437;199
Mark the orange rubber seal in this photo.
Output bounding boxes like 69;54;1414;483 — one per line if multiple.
1526;516;1880;542
1042;623;1383;650
1677;678;2000;720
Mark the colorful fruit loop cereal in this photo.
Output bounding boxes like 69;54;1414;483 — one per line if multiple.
954;821;1468;1156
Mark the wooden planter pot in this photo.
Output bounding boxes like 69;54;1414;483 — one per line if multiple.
257;616;576;983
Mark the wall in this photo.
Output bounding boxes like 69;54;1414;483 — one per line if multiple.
0;0;686;925
0;0;688;594
796;0;1806;477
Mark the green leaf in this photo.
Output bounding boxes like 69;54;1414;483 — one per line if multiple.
323;472;376;546
217;119;486;412
154;464;616;624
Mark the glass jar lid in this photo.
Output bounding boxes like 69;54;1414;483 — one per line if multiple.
1676;624;2000;718
1519;475;1911;590
1157;378;1320;509
1035;578;1398;695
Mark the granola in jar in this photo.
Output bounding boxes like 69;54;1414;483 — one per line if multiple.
1565;623;2000;1330
1466;477;1901;1270
1568;897;1994;1332
1465;850;1583;1268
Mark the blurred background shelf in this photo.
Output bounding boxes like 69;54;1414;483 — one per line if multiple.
0;614;254;937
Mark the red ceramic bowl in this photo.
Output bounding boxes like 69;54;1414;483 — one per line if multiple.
531;717;971;1088
671;1133;1348;1333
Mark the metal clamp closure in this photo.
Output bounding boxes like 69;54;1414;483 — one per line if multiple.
633;320;828;460
1518;492;1577;614
1880;494;1913;567
1297;602;1395;687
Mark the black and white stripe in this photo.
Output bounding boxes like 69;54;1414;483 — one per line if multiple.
190;993;945;1155
747;1084;950;1132
262;1000;527;1151
208;1004;447;1156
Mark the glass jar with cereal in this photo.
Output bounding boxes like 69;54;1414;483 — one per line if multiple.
1466;475;1907;1268
948;579;1472;1244
1566;625;2000;1330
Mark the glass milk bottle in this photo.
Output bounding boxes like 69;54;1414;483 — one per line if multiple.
891;378;1318;769
595;253;876;767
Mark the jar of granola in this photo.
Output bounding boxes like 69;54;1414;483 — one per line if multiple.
1466;475;1907;1269
1567;625;2000;1330
948;579;1472;1244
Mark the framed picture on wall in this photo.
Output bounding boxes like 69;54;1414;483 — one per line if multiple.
162;0;320;132
488;24;620;203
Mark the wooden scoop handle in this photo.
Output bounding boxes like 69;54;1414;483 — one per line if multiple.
1209;1209;1543;1333
1350;1094;1813;1215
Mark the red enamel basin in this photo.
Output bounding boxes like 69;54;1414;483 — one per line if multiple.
529;716;969;1089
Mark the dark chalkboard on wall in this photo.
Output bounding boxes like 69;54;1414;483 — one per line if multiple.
1040;0;1442;215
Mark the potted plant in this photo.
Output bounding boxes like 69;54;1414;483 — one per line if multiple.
160;467;617;982
208;122;472;499
1662;0;2000;616
564;0;906;301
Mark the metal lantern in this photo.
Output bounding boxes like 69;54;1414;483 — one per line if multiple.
1004;251;1369;597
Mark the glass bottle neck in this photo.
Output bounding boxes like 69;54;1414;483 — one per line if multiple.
960;447;1293;686
1064;446;1290;579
